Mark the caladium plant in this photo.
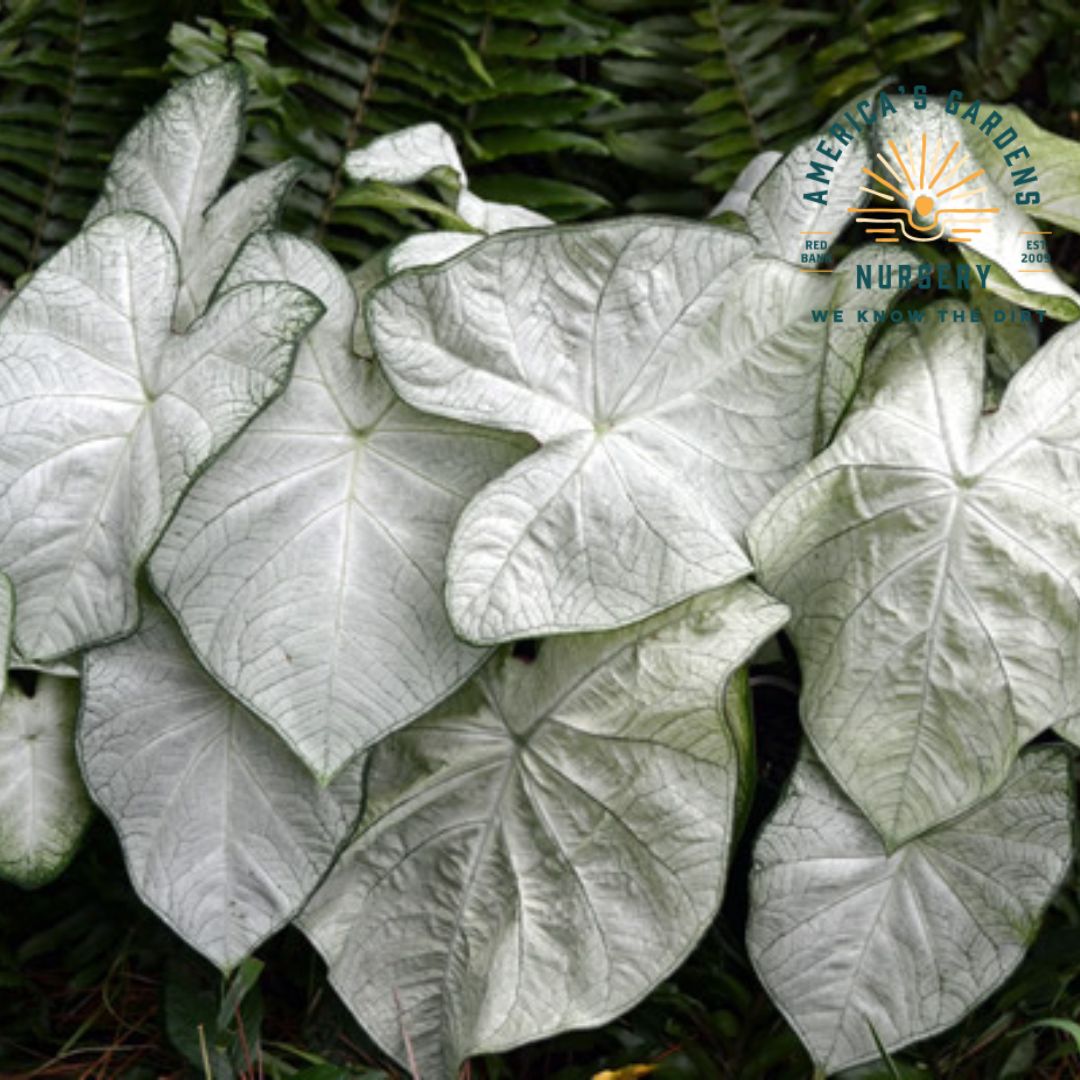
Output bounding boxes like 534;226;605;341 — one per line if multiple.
150;230;529;779
1;68;1079;1080
0;212;321;660
0;574;90;888
368;218;905;643
751;307;1080;846
301;583;786;1078
748;747;1074;1074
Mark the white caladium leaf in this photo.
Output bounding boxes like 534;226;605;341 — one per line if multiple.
346;122;465;187
0;212;321;662
301;583;787;1080
748;749;1073;1074
711;151;783;219
867;101;1079;321
0;670;89;888
151;232;529;780
371;217;881;643
79;598;365;971
0;573;91;888
750;310;1080;847
815;245;913;447
89;65;303;328
1056;713;1080;747
346;122;550;235
747;131;871;264
386;231;484;276
972;104;1080;236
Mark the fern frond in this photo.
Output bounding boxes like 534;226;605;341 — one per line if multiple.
683;2;835;192
810;0;963;106
0;0;173;285
575;0;706;214
167;0;620;264
957;0;1068;102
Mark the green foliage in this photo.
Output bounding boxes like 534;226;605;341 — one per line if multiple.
683;3;835;190
957;0;1075;101
580;0;704;214
166;0;620;263
0;3;1079;1076
0;0;1074;283
0;0;174;282
807;0;963;105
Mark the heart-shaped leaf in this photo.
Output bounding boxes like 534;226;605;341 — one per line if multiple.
300;582;787;1079
79;598;365;970
370;218;860;643
0;212;322;661
0;574;90;887
750;309;1080;846
89;64;303;328
748;748;1073;1074
151;232;529;780
866;100;1079;320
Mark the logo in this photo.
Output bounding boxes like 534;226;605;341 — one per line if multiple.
850;133;1000;244
796;87;1056;328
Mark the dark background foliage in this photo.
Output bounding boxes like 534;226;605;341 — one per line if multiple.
0;0;1079;1076
1;0;1078;280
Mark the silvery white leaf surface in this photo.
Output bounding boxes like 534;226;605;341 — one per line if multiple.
0;212;321;660
750;309;1080;846
152;232;529;779
79;598;364;970
0;670;88;888
0;574;90;887
386;232;482;275
749;748;1073;1074
346;122;466;187
370;217;883;643
301;582;787;1079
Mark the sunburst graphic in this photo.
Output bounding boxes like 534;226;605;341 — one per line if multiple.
847;133;1000;243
